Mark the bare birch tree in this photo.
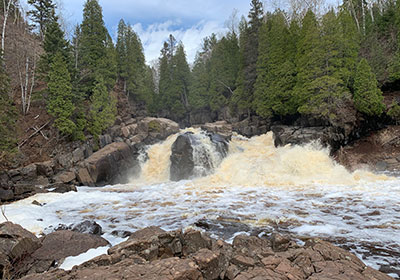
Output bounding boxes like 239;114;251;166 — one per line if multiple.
1;0;17;58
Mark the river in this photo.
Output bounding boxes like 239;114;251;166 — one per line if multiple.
1;130;399;278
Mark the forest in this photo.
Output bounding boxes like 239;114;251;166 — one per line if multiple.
1;0;400;159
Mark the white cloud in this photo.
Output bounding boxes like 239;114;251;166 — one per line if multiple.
132;19;227;64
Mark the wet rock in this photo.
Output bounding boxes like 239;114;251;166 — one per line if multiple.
47;183;77;193
272;125;336;148
375;161;388;171
182;229;212;256
170;132;195;181
201;121;232;139
72;221;102;236
137;117;180;143
79;142;138;186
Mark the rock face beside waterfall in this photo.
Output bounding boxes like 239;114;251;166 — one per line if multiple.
170;132;229;181
20;226;393;280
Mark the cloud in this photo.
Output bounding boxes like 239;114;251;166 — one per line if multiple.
132;19;227;64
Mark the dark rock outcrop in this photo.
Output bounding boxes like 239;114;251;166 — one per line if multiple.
170;132;195;181
170;132;229;181
20;227;393;280
76;142;137;186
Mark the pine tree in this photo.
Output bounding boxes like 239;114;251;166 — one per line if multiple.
78;0;109;95
253;10;297;118
116;19;128;91
232;1;264;115
88;76;117;137
47;52;76;136
27;0;56;39
353;58;385;116
0;57;16;155
39;11;71;79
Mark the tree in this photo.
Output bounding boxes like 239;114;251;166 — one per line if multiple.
1;0;18;58
0;56;16;156
254;10;297;118
232;0;264;116
39;11;71;78
78;0;109;96
353;58;385;116
47;52;76;136
27;0;56;39
88;76;117;137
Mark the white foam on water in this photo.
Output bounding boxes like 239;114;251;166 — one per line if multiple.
1;130;399;277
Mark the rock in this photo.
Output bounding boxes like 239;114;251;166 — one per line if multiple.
20;164;38;181
79;142;138;186
137;117;180;143
0;222;41;277
54;171;76;184
76;167;94;186
47;183;77;193
201;121;232;139
170;133;195;181
17;227;393;280
72;221;102;236
0;188;14;201
35;161;54;177
21;230;109;275
99;134;112;149
56;154;72;169
34;176;49;187
375;161;388;171
72;148;85;163
13;183;36;196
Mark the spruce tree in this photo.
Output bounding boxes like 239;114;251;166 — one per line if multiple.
353;58;385;116
254;11;297;118
0;57;16;155
39;11;71;79
88;76;117;137
27;0;56;39
78;0;109;95
232;1;264;115
47;52;76;136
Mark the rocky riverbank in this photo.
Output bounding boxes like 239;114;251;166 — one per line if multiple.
0;222;393;280
0;117;180;203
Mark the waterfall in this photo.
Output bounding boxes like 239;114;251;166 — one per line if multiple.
131;129;388;186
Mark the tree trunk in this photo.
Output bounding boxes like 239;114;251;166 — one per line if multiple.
1;0;13;58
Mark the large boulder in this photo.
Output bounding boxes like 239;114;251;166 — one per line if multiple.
76;142;138;186
272;125;345;150
18;230;109;276
170;133;195;181
136;117;180;144
170;132;229;181
200;121;232;139
0;222;41;278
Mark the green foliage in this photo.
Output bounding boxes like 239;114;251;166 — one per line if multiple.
148;120;161;132
157;37;190;121
47;52;76;136
388;101;400;123
78;0;111;96
39;13;71;79
27;0;56;38
87;76;117;137
353;58;385;116
0;60;17;155
254;11;297;118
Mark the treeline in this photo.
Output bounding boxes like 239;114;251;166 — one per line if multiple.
155;0;400;125
2;0;400;153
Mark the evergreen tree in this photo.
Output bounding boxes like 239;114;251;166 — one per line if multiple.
27;0;56;39
353;58;385;116
116;19;128;90
0;57;16;155
254;10;297;118
39;11;71;79
78;0;109;95
232;1;264;115
47;52;76;136
88;76;117;137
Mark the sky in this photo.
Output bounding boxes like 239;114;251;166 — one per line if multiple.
21;0;255;64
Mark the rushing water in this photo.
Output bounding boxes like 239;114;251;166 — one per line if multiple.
1;130;399;277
